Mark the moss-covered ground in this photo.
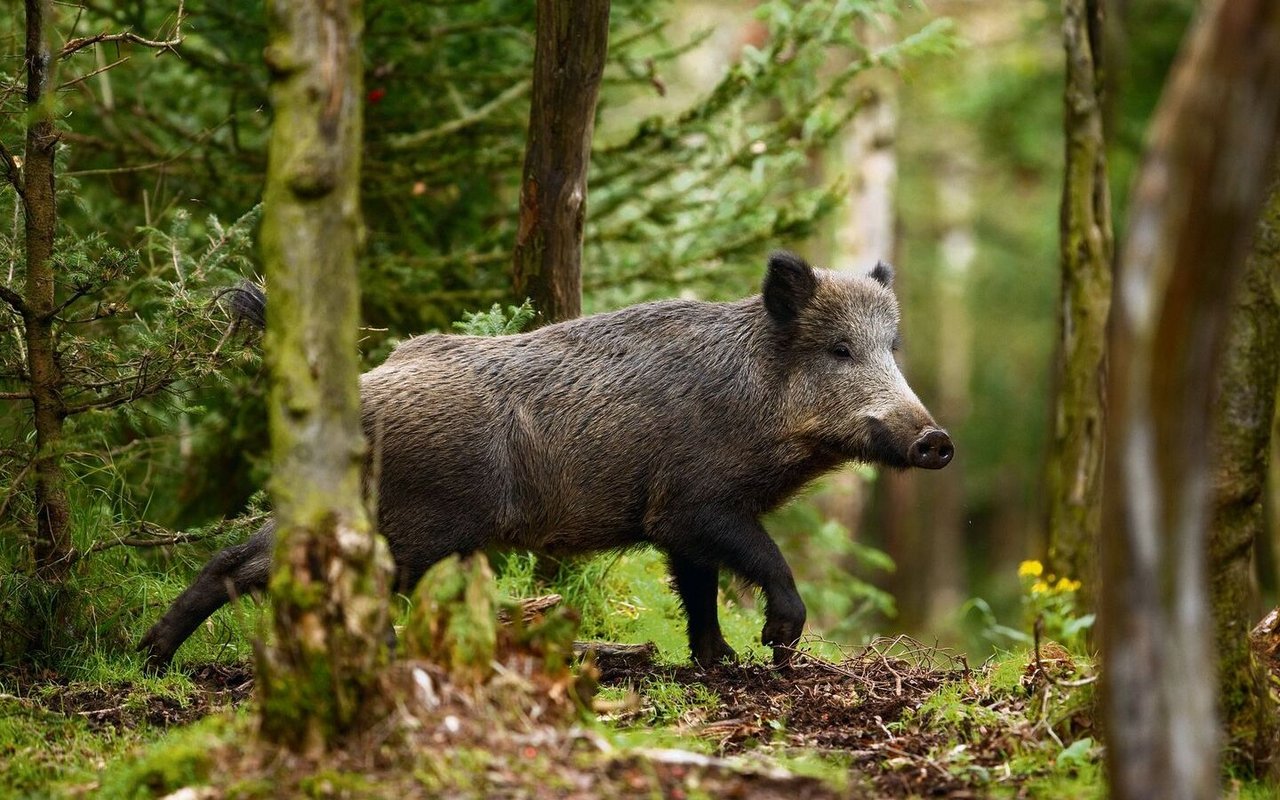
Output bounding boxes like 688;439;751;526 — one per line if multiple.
2;549;1278;799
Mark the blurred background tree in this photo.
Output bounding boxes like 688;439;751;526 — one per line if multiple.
3;0;1274;676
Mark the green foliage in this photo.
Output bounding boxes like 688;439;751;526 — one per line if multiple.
494;549;762;662
0;486;267;667
97;714;239;799
451;300;537;336
959;561;1095;655
405;553;498;683
0;695;140;798
0;202;263;542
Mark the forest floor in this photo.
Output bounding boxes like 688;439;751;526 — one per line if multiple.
4;637;1102;798
3;607;1277;798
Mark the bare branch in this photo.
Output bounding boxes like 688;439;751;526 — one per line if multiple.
0;141;23;198
60;1;186;60
0;284;26;314
58;55;130;91
0;458;33;522
87;513;268;555
65;113;233;177
0;391;32;400
47;284;93;320
386;79;531;151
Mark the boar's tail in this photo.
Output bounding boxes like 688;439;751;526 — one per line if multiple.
214;280;266;333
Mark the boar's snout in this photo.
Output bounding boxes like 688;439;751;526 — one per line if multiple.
909;428;954;469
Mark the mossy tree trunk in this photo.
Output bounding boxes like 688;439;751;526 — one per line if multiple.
7;0;73;584
1209;181;1280;779
1099;2;1280;797
256;0;393;756
512;0;611;324
1046;0;1113;599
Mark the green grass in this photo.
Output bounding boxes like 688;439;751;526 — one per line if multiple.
492;548;768;663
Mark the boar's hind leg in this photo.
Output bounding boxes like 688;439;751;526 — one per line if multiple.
667;512;806;666
137;521;275;671
668;557;737;666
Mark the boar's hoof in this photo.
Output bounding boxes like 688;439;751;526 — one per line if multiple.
762;607;805;666
137;629;175;674
692;639;738;667
909;428;954;469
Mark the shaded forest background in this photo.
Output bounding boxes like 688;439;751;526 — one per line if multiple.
1;0;1235;653
7;0;1280;797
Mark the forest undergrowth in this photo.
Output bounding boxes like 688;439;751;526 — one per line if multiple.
6;549;1276;800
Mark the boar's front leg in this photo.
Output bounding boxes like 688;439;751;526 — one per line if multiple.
667;511;806;666
668;556;737;666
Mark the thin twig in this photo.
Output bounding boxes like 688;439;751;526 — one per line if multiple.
387;79;531;151
87;513;267;555
0;284;26;314
0;458;33;521
0;140;23;198
60;1;185;59
1032;615;1099;688
58;55;130;91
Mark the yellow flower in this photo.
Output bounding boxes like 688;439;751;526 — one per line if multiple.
1031;580;1050;595
1018;560;1044;578
1055;577;1082;593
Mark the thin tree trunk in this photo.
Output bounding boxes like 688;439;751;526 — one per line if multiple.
1209;182;1280;779
512;0;610;324
1046;0;1113;597
19;0;71;582
832;87;896;273
256;0;393;756
926;152;974;629
818;68;898;546
1099;3;1280;798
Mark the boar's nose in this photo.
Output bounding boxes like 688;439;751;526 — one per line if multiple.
909;428;954;469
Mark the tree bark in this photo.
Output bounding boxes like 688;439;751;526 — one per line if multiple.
511;0;610;324
1209;181;1280;779
256;0;393;756
1046;0;1113;598
16;0;72;583
1099;3;1280;798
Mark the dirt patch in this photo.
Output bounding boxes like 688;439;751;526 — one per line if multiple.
12;661;253;731
594;638;1047;798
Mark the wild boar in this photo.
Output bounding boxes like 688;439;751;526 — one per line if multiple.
139;251;952;669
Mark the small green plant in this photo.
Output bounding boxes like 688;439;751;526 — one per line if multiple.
1017;560;1094;652
961;560;1095;654
451;300;537;336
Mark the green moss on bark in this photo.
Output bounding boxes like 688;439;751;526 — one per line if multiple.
405;554;498;685
1210;182;1280;779
255;0;393;756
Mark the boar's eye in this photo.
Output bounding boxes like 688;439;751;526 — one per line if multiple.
831;342;854;360
892;333;902;352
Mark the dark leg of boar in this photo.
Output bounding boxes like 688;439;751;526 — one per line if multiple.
138;522;275;669
669;557;736;665
662;511;806;666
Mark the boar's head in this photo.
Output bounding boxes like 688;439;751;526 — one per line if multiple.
763;251;953;470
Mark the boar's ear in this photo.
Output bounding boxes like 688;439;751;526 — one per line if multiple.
763;251;818;323
869;260;894;288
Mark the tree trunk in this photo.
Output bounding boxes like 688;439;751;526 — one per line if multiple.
818;68;898;547
17;0;71;583
1209;181;1280;778
1099;3;1280;798
256;0;393;756
925;152;975;629
511;0;610;324
1046;0;1113;598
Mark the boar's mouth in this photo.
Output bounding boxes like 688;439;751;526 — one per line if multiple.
851;417;914;469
